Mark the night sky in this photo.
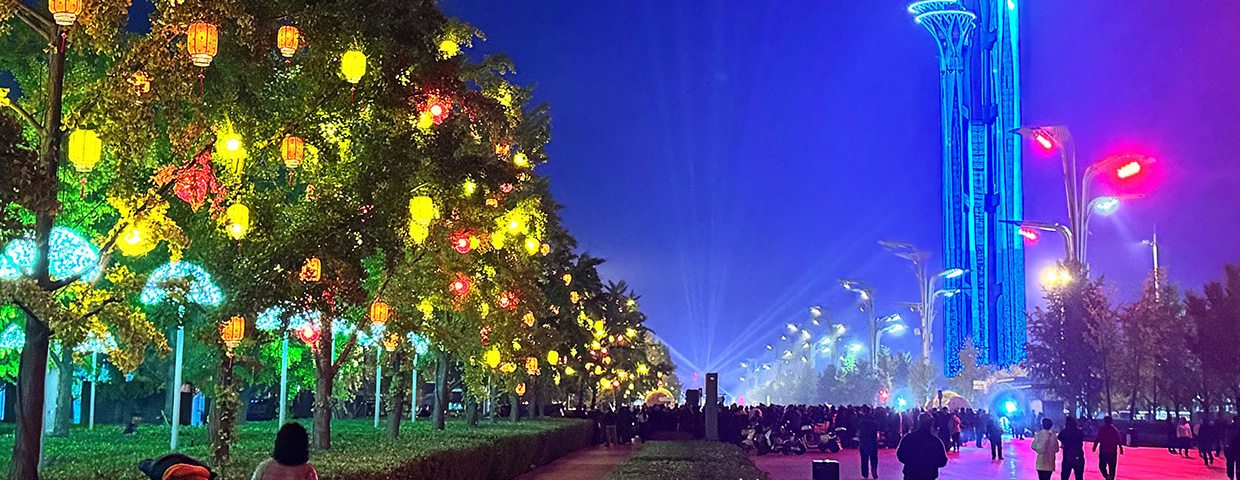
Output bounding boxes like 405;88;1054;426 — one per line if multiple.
442;0;1239;396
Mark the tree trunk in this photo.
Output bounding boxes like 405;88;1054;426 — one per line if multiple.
51;344;73;437
432;349;448;431
237;384;256;425
488;375;497;424
11;314;52;480
531;376;541;419
465;397;479;427
386;351;405;438
509;392;519;422
313;366;334;450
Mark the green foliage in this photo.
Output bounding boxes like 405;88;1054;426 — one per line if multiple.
0;418;589;480
607;441;770;480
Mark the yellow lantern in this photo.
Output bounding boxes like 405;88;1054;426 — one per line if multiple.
341;50;367;84
67;130;103;173
220;316;245;350
484;348;501;368
225;203;249;240
547;350;560;365
117;224;156;257
409;196;437;224
564;366;576;375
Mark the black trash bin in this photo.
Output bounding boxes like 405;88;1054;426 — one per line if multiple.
812;459;839;480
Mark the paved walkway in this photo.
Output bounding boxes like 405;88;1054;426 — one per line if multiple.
753;437;1228;480
514;445;633;480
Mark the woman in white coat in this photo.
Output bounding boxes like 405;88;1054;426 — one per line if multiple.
1031;417;1059;480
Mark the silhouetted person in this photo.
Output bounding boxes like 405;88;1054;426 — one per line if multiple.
897;413;949;480
1092;416;1124;480
988;417;1005;460
1058;416;1085;480
1225;415;1240;480
858;406;880;479
251;423;318;480
1032;418;1059;480
138;453;216;480
602;407;620;447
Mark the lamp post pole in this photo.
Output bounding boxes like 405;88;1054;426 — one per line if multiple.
840;280;875;364
279;333;288;426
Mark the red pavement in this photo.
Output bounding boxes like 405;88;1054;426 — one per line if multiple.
753;437;1228;480
513;444;633;480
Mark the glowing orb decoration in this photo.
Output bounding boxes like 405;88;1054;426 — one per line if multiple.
485;198;499;209
463;180;477;196
422;97;451;125
637;363;649;374
68;129;103;173
277;26;300;57
484;347;501;368
300;258;321;282
547;350;559;365
497;291;518;311
406;333;431;356
74;330;118;354
499;362;516;373
450;276;471;296
141;262;223;306
515;383;526;396
540;244;551;256
0;227;100;282
564;366;575;375
513;152;528;168
48;0;82;26
297;323;321;346
525;357;539;374
225;203;249;240
187;22;219;67
221;316;245;348
522;311;535;327
523;237;539;255
369;300;390;325
438;39;460;57
215;131;246;164
451;231;473;254
341;50;367;84
0;324;24;350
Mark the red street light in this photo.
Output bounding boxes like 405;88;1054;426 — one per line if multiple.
1018;227;1040;244
1034;131;1055;152
1116;161;1142;179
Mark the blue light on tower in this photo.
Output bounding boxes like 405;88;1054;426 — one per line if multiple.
909;0;1026;375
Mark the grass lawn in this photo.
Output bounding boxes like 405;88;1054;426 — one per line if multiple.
0;418;587;480
608;441;770;480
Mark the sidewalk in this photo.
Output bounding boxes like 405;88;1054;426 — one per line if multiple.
513;444;634;480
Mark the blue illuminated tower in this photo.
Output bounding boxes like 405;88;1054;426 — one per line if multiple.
909;0;1025;375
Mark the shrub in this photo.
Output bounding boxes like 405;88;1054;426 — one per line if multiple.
608;441;769;480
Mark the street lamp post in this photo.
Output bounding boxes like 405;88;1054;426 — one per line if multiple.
840;280;876;363
878;241;964;362
872;314;906;364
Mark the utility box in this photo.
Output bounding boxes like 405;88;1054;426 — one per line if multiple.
812;459;839;480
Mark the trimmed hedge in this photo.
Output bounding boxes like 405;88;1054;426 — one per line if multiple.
608;441;770;480
0;419;591;480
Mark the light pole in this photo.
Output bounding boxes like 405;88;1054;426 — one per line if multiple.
872;314;906;364
1142;227;1161;293
840;279;875;363
1013;126;1156;267
878;241;964;361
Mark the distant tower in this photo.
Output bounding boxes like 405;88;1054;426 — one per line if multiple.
909;0;1025;375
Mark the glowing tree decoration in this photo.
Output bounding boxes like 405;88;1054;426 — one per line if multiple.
525;357;539;375
141;261;221;451
406;333;430;356
187;22;219;68
341;50;367;84
484;348;501;368
369;300;390;325
129;72;152;96
225;203;249;240
300;258;321;282
522;311;535;327
277;26;300;57
408;196;438;244
523;237;539;255
497;291;518;311
513;152;528;168
540;244;551;256
68;129;103;173
0;227;100;282
281;136;305;169
155;153;224;212
450;231;474;254
500;362;516;373
48;0;82;26
0;324;25;350
546;350;559;365
438;39;460;57
214;128;247;170
515;383;526;396
563;274;572;286
298;323;321;346
424;97;451;125
450;276;471;297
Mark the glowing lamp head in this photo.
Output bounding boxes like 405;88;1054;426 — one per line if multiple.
943;268;965;279
879;389;890;403
1041;266;1073;287
67;130;103;173
1116;161;1141;179
1018;227;1040;243
186;22;219;67
1093;196;1120;215
1004;400;1018;414
277;26;300;57
48;0;82;26
1033;131;1055;152
897;397;907;408
341;50;367;84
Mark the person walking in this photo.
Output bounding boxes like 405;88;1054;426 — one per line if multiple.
1225;415;1240;480
948;412;962;453
1199;416;1216;466
1177;417;1194;459
897;413;949;480
1092;416;1124;480
858;407;881;479
251;423;319;480
602;407;620;447
1031;418;1059;480
988;416;1005;461
1058;417;1085;480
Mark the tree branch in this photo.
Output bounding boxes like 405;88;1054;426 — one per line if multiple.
81;297;122;321
11;8;52;43
10;2;52;40
6;101;45;137
332;327;360;373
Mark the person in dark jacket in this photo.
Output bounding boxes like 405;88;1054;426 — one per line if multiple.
1092;416;1124;480
897;413;949;480
858;406;880;479
1225;415;1240;480
988;416;1005;460
137;453;216;480
1058;416;1085;480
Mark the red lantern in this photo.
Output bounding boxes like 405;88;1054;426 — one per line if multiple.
187;22;219;68
450;276;471;296
277;26;300;58
128;72;152;96
369;300;390;325
515;383;526;396
451;231;472;254
48;0;82;26
282;136;305;169
297;323;321;346
500;183;514;193
382;333;400;352
300;258;321;282
423;97;452;124
221;316;245;349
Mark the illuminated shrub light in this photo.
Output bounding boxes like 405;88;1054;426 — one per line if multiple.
0;227;100;282
0;325;24;350
141;262;223;306
406;333;431;356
